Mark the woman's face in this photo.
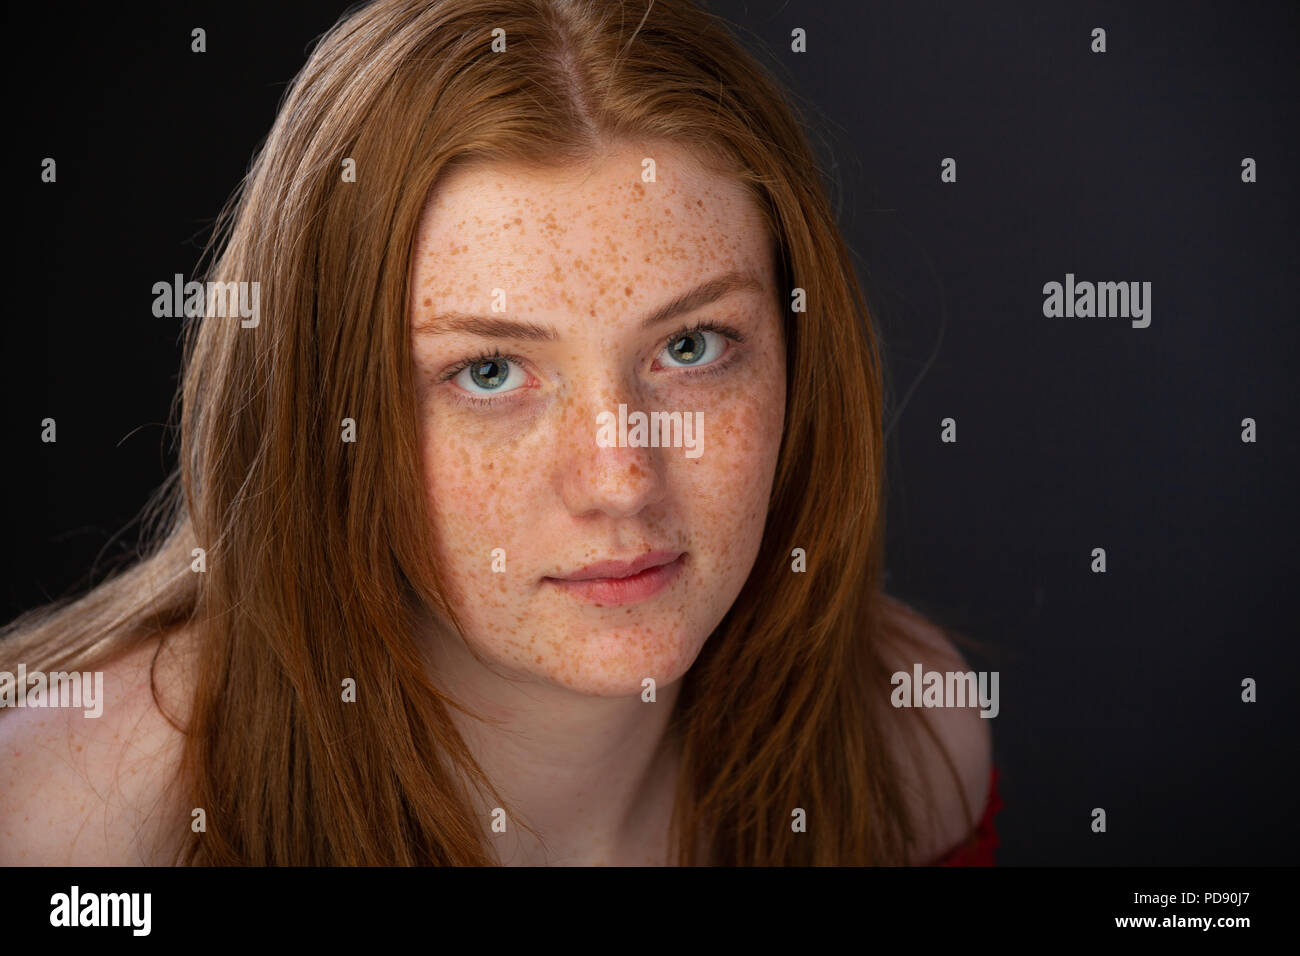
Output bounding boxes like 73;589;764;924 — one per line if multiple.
409;141;786;697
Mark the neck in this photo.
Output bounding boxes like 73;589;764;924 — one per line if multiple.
422;615;683;865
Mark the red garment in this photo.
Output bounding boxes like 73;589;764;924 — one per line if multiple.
931;766;1003;866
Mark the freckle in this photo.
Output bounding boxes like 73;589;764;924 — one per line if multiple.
423;297;432;308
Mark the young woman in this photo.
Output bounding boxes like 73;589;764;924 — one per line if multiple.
0;0;998;865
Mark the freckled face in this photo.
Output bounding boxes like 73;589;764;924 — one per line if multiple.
409;141;786;697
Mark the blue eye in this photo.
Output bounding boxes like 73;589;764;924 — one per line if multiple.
454;357;524;394
661;328;725;368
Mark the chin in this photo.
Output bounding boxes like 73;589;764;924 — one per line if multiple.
538;619;711;698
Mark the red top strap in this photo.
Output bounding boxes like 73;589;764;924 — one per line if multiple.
931;766;1003;866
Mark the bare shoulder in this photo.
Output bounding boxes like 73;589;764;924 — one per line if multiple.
876;596;994;865
0;628;197;865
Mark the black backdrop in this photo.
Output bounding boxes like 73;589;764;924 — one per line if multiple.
4;0;1298;865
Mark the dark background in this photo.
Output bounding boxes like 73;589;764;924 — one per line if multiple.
4;0;1298;864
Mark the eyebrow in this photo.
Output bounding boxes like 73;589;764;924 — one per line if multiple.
414;270;763;341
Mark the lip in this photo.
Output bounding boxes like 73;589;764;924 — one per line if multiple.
544;551;685;606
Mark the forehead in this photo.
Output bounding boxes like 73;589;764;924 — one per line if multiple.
410;142;773;316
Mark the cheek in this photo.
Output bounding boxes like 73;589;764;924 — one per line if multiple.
672;358;786;576
418;416;539;608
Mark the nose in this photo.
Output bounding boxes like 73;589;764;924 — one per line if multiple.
558;378;669;520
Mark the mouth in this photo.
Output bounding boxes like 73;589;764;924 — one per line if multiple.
543;551;686;606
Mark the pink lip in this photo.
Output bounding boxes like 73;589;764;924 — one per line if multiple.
544;551;685;606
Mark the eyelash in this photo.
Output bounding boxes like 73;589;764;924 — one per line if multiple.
439;320;746;408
